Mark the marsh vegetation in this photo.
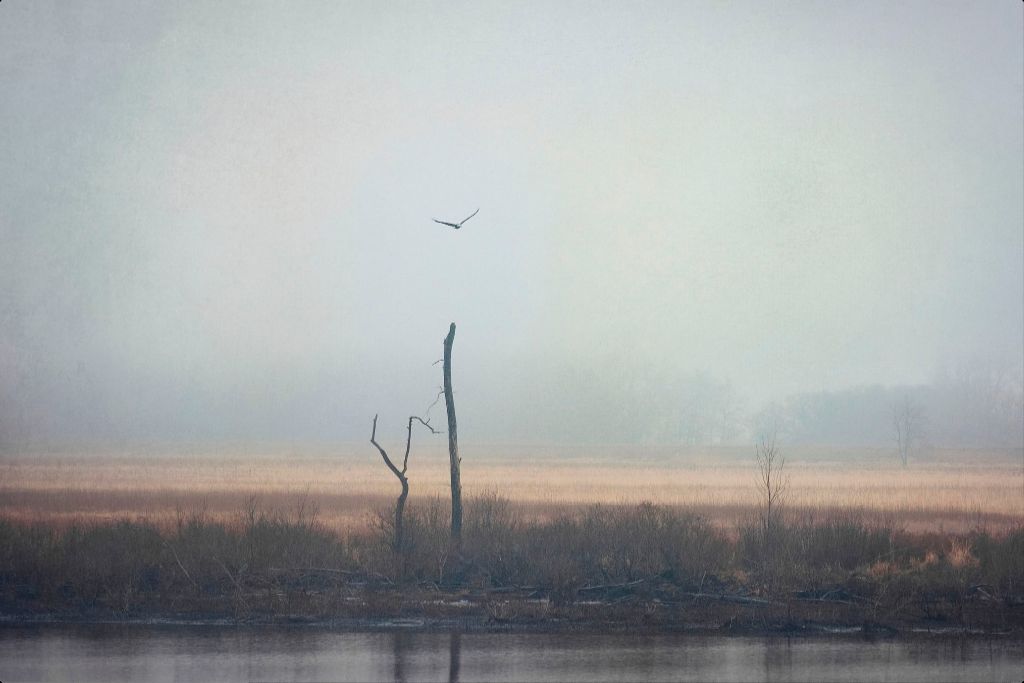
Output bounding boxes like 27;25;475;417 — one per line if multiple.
1;447;1021;635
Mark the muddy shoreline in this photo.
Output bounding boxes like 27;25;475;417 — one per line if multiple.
3;588;1021;640
1;615;1018;641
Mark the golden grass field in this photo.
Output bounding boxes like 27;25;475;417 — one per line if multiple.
1;443;1021;534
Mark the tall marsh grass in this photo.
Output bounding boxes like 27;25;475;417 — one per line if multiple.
3;495;1020;625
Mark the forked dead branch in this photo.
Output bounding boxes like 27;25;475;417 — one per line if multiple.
369;413;439;552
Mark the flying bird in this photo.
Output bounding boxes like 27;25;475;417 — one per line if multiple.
433;208;479;230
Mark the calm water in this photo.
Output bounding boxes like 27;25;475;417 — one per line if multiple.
0;624;1020;682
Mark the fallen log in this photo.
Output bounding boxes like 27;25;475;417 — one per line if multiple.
578;578;647;593
681;592;773;606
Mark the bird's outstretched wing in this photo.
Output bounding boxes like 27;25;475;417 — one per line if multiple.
433;219;461;229
459;208;480;225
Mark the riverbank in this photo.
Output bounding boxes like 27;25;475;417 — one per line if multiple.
2;499;1022;638
2;587;1021;639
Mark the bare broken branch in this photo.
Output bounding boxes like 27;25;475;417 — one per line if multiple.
371;414;405;479
403;415;439;472
424;388;445;422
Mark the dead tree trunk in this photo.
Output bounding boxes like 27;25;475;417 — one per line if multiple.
370;413;437;552
443;322;462;545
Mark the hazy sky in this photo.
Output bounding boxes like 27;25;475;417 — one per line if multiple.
1;2;1021;443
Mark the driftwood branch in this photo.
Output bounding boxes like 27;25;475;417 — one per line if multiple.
683;591;774;606
213;556;250;609
577;578;647;592
164;541;196;588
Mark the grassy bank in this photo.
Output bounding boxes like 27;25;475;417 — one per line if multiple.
1;497;1021;634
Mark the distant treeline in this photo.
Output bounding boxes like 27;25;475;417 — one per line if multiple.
467;359;1023;450
1;352;1020;450
755;374;1023;450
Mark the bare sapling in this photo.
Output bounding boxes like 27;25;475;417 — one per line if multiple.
755;430;788;595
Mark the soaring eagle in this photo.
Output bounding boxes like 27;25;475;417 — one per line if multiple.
432;208;479;230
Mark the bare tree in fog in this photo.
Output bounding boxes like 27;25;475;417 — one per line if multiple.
369;413;439;552
448;631;461;683
893;395;925;467
756;430;787;548
755;428;788;599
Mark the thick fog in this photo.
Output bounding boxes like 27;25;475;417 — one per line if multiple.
1;2;1021;448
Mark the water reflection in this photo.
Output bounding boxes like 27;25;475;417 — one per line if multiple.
391;631;460;683
0;624;1020;682
762;636;793;678
448;631;461;683
392;631;410;683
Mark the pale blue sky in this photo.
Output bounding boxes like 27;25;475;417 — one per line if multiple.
1;1;1021;442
